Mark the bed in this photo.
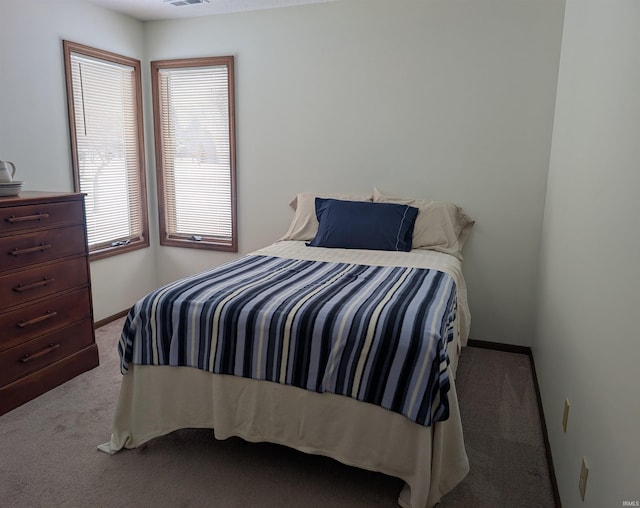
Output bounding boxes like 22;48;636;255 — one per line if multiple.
99;190;475;508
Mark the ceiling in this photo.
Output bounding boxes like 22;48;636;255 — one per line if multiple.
86;0;336;21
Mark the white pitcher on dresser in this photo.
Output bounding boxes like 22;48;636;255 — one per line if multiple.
0;161;16;183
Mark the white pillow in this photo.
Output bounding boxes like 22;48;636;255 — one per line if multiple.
280;192;372;242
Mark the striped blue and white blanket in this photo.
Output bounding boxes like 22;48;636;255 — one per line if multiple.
119;254;457;427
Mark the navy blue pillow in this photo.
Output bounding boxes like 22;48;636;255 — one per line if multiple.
307;198;419;252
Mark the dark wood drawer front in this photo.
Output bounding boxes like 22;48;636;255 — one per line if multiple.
0;288;91;352
0;200;83;235
0;257;89;312
0;319;93;385
0;225;86;272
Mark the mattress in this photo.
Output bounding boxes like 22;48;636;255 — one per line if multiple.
99;241;470;507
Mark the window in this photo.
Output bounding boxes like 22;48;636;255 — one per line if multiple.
63;41;149;259
151;56;237;252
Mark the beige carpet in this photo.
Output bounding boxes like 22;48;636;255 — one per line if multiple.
0;318;555;507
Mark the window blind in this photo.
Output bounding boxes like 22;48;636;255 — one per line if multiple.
64;42;148;257
153;57;237;251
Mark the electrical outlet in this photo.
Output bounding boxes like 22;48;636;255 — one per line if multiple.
579;457;589;501
562;398;570;432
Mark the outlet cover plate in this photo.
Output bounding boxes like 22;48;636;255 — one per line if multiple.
579;457;589;501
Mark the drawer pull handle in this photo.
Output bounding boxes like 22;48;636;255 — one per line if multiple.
17;311;58;328
7;212;50;224
10;243;53;256
13;277;55;293
20;343;61;363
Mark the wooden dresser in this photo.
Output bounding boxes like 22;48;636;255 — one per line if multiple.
0;192;99;415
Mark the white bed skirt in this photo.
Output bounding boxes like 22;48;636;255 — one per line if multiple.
99;364;469;508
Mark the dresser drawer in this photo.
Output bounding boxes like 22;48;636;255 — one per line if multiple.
0;344;99;416
0;319;93;386
0;199;83;236
0;225;86;272
0;288;91;352
0;257;89;312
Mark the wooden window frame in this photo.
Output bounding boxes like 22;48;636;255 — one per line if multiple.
63;40;150;261
151;56;237;252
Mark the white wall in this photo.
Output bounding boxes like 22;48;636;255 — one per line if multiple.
0;0;158;321
1;0;565;343
534;1;640;506
146;0;565;344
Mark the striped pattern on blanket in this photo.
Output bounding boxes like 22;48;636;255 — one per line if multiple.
119;254;457;427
